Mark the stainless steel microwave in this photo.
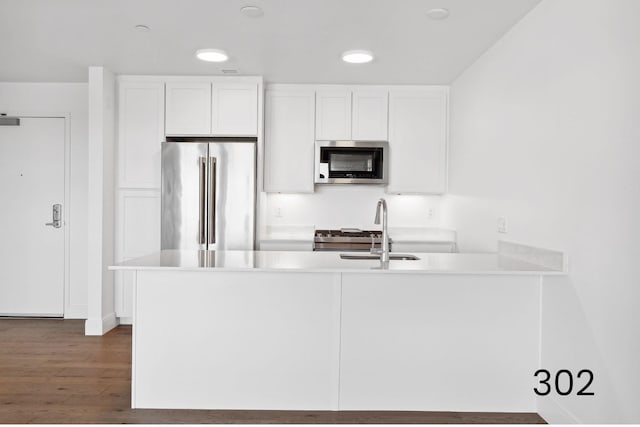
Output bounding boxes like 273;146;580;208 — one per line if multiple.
315;140;388;184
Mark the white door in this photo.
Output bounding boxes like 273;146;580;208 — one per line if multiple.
0;117;65;316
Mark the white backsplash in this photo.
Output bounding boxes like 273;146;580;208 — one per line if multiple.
265;185;442;229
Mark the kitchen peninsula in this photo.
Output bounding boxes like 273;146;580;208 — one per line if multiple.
111;244;563;413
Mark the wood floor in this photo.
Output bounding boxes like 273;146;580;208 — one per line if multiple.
0;319;546;424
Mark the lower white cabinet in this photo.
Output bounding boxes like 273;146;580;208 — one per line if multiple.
127;269;540;412
115;189;161;320
134;271;342;409
387;87;448;194
339;273;539;411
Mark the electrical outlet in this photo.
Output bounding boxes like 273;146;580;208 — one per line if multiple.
497;217;508;233
274;207;283;218
427;208;434;219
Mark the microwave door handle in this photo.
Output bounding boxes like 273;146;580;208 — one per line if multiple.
198;157;207;245
208;157;217;245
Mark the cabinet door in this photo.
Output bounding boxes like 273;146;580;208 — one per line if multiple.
211;83;258;136
118;82;164;188
387;88;448;194
264;89;315;193
352;90;388;141
115;190;161;319
165;83;211;135
315;89;352;140
340;274;539;411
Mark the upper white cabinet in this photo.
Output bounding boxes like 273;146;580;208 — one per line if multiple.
165;82;212;136
118;82;165;188
387;87;448;194
212;83;258;136
165;81;258;136
315;89;352;140
265;87;315;193
351;89;388;141
315;88;388;141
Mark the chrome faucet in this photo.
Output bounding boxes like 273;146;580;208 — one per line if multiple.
373;198;390;262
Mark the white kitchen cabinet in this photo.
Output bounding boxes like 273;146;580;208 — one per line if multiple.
387;87;448;194
115;189;161;320
134;271;342;409
165;82;212;135
339;273;539;411
351;89;388;140
264;87;315;193
316;88;388;141
212;82;258;136
114;270;135;322
166;81;259;137
117;82;164;188
315;89;352;140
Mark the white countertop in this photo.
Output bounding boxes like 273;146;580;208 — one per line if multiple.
110;250;564;275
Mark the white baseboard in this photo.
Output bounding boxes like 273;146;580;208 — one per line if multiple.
64;304;88;319
118;316;133;325
84;312;119;336
538;397;581;424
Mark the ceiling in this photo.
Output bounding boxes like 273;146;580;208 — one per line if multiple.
0;0;541;84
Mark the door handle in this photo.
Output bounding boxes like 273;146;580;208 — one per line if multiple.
198;157;207;245
208;157;217;245
45;204;62;228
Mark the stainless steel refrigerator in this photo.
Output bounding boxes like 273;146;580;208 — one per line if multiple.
161;139;256;250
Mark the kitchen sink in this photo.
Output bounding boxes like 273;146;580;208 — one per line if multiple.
340;253;420;261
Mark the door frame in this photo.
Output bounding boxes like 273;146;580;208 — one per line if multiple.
7;112;71;317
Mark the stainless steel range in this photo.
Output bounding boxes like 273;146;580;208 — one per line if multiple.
313;228;393;252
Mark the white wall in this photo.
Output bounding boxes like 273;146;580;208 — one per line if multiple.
86;67;117;335
0;82;88;318
443;0;640;423
265;188;441;230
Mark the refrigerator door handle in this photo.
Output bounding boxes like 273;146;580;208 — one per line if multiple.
208;157;217;245
198;157;207;245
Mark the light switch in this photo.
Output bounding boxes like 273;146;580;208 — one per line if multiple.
497;217;508;233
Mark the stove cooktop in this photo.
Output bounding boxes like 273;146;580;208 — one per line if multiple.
314;228;383;239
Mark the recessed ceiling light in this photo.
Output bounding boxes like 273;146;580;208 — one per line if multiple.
342;50;374;64
134;24;150;31
426;8;450;20
196;49;229;63
240;6;264;18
